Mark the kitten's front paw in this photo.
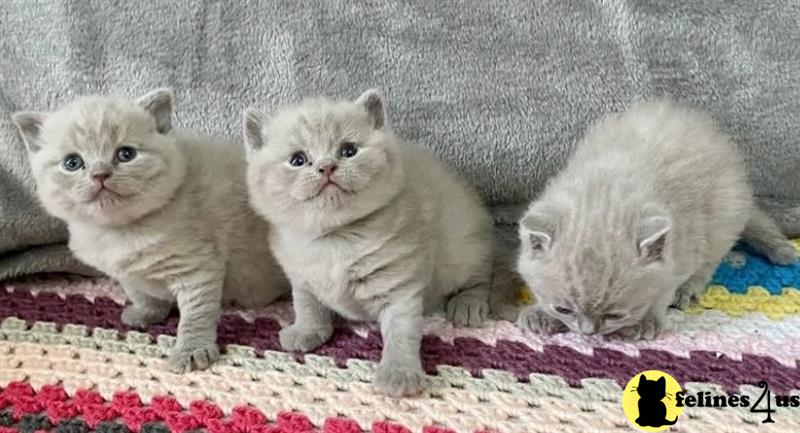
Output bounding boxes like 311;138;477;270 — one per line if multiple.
121;304;170;329
672;279;706;310
767;242;797;266
516;306;567;335
670;290;698;310
169;342;220;373
446;294;489;328
615;315;662;340
279;324;333;352
373;363;425;397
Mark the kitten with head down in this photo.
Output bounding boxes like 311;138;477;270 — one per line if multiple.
516;100;795;339
243;89;493;396
12;89;289;372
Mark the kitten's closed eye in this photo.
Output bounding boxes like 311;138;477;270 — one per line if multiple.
554;306;574;315
603;313;624;321
339;142;358;158
289;151;308;167
63;153;84;172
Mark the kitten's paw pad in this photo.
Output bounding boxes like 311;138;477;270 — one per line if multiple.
121;305;169;329
168;343;219;373
516;307;567;335
373;364;425;397
446;295;489;328
767;242;797;266
617;316;662;340
279;324;333;352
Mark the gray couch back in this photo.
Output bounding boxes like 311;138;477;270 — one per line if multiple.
1;0;799;279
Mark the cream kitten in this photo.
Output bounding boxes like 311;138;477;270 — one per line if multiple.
243;90;493;396
516;100;796;339
12;89;289;372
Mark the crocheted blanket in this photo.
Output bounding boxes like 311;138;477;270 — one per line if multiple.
1;241;799;433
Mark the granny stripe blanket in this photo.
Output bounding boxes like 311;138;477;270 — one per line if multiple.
1;240;800;432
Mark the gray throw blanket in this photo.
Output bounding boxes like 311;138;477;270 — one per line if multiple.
1;0;799;281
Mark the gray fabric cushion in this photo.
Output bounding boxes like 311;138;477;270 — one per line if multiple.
1;0;798;279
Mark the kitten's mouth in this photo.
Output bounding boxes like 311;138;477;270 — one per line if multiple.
312;179;350;197
322;180;342;190
88;185;123;202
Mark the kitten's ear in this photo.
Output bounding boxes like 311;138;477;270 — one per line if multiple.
11;111;50;153
137;88;173;134
638;374;646;387
638;207;671;262
520;210;555;258
242;108;266;153
355;89;386;129
656;376;666;387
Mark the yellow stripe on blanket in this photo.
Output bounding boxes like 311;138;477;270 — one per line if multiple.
514;284;800;320
792;238;800;253
687;286;800;319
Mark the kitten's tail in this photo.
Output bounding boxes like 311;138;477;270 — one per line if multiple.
742;208;797;265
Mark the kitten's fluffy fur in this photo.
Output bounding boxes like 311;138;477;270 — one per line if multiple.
516;100;795;339
244;90;493;396
12;89;289;372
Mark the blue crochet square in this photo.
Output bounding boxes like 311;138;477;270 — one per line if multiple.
710;242;800;295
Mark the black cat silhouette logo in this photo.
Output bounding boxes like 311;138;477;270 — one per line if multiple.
622;370;684;431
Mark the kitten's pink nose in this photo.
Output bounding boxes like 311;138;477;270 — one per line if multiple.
318;163;337;178
92;172;111;183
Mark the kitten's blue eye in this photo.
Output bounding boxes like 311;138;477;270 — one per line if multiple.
115;146;137;163
289;152;307;167
554;306;574;315
339;142;358;158
62;154;84;172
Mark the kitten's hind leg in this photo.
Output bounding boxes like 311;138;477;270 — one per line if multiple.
447;281;490;328
279;285;333;352
516;306;568;335
742;207;797;265
672;263;716;310
120;278;172;329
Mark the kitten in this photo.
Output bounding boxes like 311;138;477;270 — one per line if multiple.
243;89;493;396
12;89;289;372
516;100;796;339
